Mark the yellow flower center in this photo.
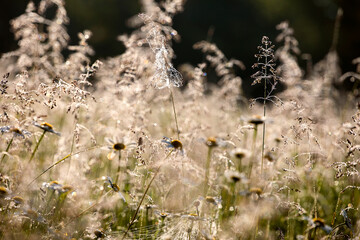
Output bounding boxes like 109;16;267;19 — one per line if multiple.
206;137;218;147
171;139;183;149
0;186;9;196
312;217;325;226
235;152;246;159
41;122;54;129
10;128;22;135
248;115;265;125
113;143;126;151
249;187;263;195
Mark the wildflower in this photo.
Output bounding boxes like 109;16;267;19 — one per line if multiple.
193;200;201;208
48;181;63;191
303;216;332;234
162;137;183;150
249;187;263;196
34;122;61;136
181;213;203;220
43;181;74;195
312;217;325;227
264;151;275;162
203;137;228;148
23;208;46;223
205;196;222;206
12;196;25;205
61;185;73;194
107;176;126;202
248;115;265;126
160;212;169;220
105;138;127;160
30;122;60;162
43;181;64;193
206;137;218;147
94;229;105;238
224;170;245;183
340;204;354;232
0;186;10;198
0;126;31;138
230;148;249;160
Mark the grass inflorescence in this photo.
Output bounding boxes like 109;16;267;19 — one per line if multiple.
0;1;359;239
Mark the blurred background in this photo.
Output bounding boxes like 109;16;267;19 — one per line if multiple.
1;0;359;93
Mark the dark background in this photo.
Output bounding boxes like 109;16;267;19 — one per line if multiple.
1;0;359;93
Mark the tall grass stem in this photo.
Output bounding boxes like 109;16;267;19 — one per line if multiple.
29;130;46;162
1;136;14;166
169;89;180;140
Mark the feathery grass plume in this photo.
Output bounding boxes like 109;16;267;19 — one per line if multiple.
141;14;183;140
194;41;245;108
0;73;10;95
275;21;302;86
340;57;360;97
183;63;207;100
251;36;280;176
229;147;250;172
1;0;69;76
313;8;343;97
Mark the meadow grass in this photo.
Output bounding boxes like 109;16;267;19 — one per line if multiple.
0;1;359;239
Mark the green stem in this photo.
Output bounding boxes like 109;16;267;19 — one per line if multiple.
29;130;46;162
330;8;343;52
25;145;103;190
261;55;267;177
249;126;258;178
115;152;122;185
265;219;270;239
169;89;180;140
204;147;213;196
331;192;342;227
1;136;14;165
66;120;78;178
